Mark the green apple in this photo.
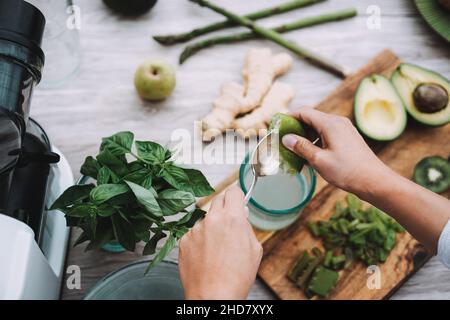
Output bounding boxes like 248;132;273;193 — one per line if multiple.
134;59;176;101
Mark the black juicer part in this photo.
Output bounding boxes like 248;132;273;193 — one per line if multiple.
0;0;61;245
7;120;60;245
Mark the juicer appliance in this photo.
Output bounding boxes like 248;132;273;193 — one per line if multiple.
0;0;72;299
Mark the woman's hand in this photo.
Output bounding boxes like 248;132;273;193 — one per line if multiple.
179;185;262;300
282;108;450;253
282;108;390;196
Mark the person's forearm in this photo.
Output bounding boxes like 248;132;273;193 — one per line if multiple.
354;166;450;253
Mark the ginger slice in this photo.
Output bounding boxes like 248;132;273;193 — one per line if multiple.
233;82;294;138
201;48;292;141
240;48;292;112
202;82;244;142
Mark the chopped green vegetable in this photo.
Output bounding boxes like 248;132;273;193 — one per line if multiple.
296;255;323;289
308;221;320;237
288;251;312;282
346;193;363;211
292;193;405;298
307;267;339;297
288;248;339;298
324;250;333;268
308;193;404;266
331;255;346;270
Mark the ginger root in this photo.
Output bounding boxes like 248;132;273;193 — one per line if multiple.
202;48;292;141
233;81;294;138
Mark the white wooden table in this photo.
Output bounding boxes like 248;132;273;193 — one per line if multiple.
29;0;450;299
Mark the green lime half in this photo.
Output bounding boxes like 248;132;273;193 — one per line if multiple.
270;113;307;174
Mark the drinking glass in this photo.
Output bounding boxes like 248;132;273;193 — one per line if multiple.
239;153;316;231
26;0;81;87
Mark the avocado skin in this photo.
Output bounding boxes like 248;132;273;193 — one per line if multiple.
103;0;157;16
270;113;307;174
413;156;450;193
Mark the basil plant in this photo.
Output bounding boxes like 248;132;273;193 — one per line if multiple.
50;131;214;272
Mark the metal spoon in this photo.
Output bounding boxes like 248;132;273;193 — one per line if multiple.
244;134;320;204
244;130;276;204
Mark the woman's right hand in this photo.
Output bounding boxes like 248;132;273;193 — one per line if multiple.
282;108;450;256
281;108;391;196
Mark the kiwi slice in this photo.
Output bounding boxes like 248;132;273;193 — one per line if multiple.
413;156;450;193
269;113;307;174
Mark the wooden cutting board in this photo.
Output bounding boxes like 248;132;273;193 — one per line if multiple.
197;50;450;299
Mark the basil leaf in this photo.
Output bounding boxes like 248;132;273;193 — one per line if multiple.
135;141;167;164
98;166;121;185
131;211;163;225
145;234;176;273
123;169;153;189
143;231;166;256
106;192;135;206
133;219;153;242
80;156;100;179
97;166;111;185
127;160;145;172
157;189;195;216
173;226;189;239
177;208;206;228
96;149;129;178
66;216;82;227
125;181;162;217
101;131;134;156
67;204;98;218
85;219;114;251
90;184;129;205
118;209;131;224
160;165;193;193
183;168;214;197
50;184;95;210
152;177;170;191
97;203;115;217
87;216;98;239
112;215;136;251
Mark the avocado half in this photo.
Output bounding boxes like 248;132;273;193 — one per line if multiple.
354;75;407;141
391;63;450;126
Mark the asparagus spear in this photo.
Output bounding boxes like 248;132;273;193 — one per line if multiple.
189;0;349;78
180;8;357;64
153;0;326;45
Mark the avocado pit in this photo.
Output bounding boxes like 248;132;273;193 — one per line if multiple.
413;83;448;114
